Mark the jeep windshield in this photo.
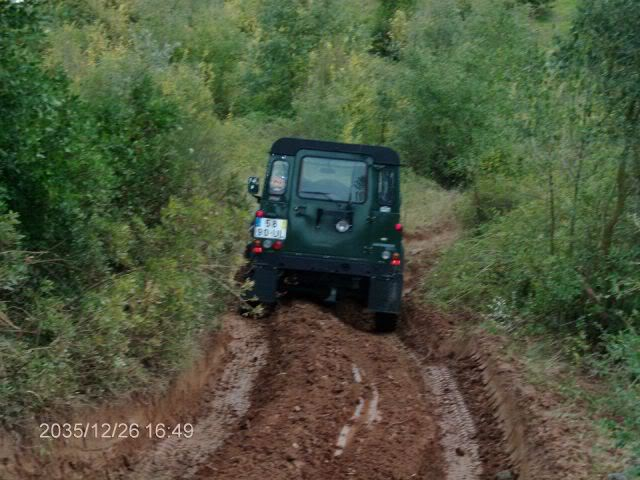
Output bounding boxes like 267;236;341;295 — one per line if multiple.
298;156;367;203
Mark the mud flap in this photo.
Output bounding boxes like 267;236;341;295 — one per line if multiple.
251;266;279;304
367;275;403;314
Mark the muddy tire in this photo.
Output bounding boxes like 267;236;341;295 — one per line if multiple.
235;263;275;318
374;312;398;333
236;264;260;316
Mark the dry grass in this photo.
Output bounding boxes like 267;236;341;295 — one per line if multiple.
401;170;461;232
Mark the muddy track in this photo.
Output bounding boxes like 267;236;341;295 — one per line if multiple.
1;226;515;480
109;226;513;480
194;300;444;479
129;316;268;480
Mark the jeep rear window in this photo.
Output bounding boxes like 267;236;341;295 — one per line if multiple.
298;157;367;203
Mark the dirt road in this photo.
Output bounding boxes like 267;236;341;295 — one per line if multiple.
197;300;447;480
109;227;513;480
2;227;517;480
119;300;505;480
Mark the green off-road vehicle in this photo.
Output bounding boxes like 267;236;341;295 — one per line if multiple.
244;138;403;330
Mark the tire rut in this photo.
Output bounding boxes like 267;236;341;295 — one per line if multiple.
196;300;444;480
417;360;483;479
129;315;267;480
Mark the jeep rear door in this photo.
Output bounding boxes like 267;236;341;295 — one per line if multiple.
285;150;372;260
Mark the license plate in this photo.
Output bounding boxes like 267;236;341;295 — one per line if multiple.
254;218;287;240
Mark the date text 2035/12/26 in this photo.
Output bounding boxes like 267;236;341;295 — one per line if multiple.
39;422;194;439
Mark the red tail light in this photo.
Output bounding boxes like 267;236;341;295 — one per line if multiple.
273;240;283;250
256;210;265;218
391;252;401;266
395;223;403;232
252;240;263;254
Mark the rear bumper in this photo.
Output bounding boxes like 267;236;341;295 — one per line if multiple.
248;252;403;314
254;251;400;277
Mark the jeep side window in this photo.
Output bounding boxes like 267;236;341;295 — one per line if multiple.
378;167;395;206
269;160;288;195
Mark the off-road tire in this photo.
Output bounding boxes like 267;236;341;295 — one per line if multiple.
374;312;398;333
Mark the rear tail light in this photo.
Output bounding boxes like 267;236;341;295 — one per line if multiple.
256;210;265;218
390;252;401;266
251;240;263;254
273;240;283;250
395;223;403;232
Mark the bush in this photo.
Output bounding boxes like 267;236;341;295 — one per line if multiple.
0;195;246;420
0;1;249;422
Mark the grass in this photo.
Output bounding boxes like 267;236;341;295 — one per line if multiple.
474;316;640;476
530;0;578;47
401;170;461;232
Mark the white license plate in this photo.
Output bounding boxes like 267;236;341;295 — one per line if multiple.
254;218;287;240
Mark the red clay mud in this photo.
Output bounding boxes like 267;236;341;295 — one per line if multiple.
196;300;445;480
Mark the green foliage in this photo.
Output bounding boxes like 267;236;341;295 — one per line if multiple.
2;2;110;290
401;171;460;232
293;47;395;144
517;0;555;18
175;5;247;118
577;325;640;463
426;0;640;337
96;74;184;223
0;210;27;294
237;0;344;116
370;0;415;59
391;0;540;187
565;0;640;131
1;196;244;416
0;0;247;421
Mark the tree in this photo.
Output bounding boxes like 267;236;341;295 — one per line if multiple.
563;0;640;256
370;0;415;59
516;0;554;18
238;0;340;116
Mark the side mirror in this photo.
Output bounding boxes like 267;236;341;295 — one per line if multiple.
247;176;260;199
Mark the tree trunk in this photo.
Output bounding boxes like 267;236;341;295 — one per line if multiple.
568;137;585;255
601;155;629;257
548;167;556;256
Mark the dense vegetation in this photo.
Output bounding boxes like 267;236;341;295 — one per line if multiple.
422;0;640;467
0;0;251;420
0;0;638;469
